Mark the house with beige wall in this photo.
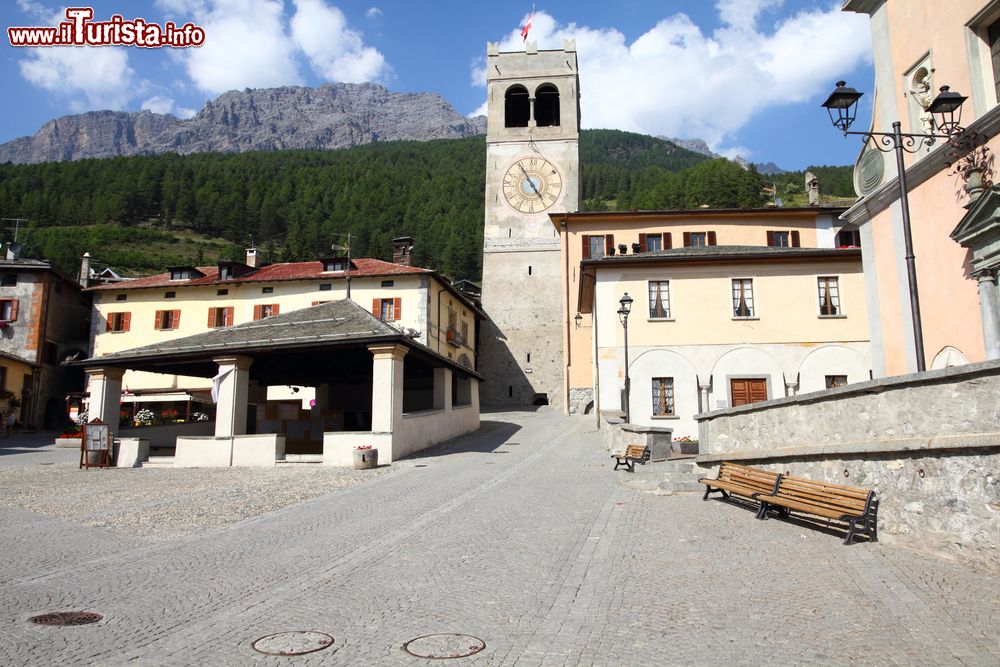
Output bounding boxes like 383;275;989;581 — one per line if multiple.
84;241;480;455
841;0;1000;374
550;207;869;429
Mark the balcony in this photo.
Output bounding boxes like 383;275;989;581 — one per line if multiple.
446;328;464;347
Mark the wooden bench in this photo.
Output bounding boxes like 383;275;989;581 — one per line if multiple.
612;444;649;472
699;462;782;503
756;474;878;545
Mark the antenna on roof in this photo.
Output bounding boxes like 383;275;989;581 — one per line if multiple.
331;232;353;300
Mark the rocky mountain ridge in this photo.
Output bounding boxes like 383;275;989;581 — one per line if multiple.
0;83;487;164
664;136;786;175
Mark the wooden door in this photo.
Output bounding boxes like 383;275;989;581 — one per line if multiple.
730;378;767;407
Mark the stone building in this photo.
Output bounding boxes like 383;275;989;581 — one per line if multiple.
478;40;582;409
0;255;90;428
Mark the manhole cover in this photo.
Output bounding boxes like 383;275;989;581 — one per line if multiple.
402;633;486;659
29;611;103;626
251;631;335;656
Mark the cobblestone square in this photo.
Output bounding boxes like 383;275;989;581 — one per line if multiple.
1;412;998;665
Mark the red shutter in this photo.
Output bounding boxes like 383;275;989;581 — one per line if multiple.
122;312;131;332
254;305;262;320
766;230;775;246
791;231;801;247
208;307;217;327
154;310;164;330
662;232;672;249
581;235;590;260
605;235;615;255
226;307;234;326
393;297;401;321
683;232;691;247
372;299;380;317
311;301;321;307
173;310;181;329
638;233;647;251
8;299;18;322
708;231;717;246
106;316;112;332
271;304;279;316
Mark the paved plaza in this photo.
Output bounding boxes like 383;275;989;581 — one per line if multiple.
1;411;998;666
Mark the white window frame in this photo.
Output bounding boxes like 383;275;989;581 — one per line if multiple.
817;276;844;318
731;278;756;319
647;280;672;320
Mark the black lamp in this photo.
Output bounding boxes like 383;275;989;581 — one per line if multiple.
821;81;863;133
928;86;968;135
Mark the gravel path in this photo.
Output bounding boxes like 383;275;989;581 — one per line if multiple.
0;463;391;539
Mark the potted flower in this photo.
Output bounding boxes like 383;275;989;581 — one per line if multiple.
132;408;156;427
55;427;83;449
353;445;378;469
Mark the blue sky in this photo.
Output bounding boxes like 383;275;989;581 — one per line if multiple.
2;1;875;170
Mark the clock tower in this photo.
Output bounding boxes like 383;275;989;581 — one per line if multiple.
479;40;581;409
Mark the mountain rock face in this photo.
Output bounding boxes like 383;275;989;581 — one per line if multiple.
0;83;487;164
664;136;786;174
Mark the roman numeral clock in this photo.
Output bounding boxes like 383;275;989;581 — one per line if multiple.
502;156;563;214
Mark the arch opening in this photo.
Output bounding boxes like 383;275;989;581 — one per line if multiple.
504;85;530;128
535;84;560;127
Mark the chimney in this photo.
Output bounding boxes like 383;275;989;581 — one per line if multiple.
79;252;91;288
246;247;259;268
806;171;820;206
392;236;414;266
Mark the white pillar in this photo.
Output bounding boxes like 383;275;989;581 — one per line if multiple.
976;270;1000;360
698;383;711;413
369;344;407;433
213;356;253;438
86;367;124;436
785;381;799;396
433;367;452;411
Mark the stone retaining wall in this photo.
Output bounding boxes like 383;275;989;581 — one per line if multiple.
695;360;1000;572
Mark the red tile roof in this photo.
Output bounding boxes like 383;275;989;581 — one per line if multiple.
87;258;432;291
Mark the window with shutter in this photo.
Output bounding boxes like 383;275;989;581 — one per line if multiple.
581;234;591;259
0;299;18;321
791;230;800;247
707;231;717;246
107;311;130;332
662;232;672;249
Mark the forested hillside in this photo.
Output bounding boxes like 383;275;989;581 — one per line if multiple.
0;130;854;280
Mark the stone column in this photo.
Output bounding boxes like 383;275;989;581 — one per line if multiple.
213;356;253;438
785;381;799;396
369;343;408;433
698;383;711;413
976;270;1000;360
86;367;124;436
433;367;452;411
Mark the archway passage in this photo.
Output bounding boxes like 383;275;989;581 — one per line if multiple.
505;85;530;128
534;84;560;127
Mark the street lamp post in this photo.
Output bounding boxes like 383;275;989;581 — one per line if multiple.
822;81;969;373
618;293;633;423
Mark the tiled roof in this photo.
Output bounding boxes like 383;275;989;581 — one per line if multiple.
87;258;431;291
583;245;862;264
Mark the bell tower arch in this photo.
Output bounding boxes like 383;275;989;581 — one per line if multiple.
479;40;581;409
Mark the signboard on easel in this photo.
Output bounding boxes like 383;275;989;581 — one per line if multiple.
80;418;111;469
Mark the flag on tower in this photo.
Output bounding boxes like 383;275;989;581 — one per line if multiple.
521;11;533;42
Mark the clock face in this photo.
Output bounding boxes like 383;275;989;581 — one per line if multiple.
502;157;563;213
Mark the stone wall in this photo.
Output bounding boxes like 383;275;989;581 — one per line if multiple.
696;360;1000;572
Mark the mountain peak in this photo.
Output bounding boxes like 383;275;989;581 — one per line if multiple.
0;83;487;164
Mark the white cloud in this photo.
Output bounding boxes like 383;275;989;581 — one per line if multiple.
365;7;382;19
178;0;303;94
474;3;872;155
19;47;140;112
15;0;54;21
291;0;388;82
142;96;197;118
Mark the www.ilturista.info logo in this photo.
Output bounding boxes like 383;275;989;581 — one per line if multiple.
8;7;205;48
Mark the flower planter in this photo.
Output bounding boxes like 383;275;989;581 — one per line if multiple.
353;448;378;470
